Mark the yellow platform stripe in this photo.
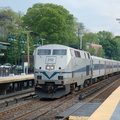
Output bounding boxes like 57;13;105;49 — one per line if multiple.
88;86;120;120
0;75;34;83
69;116;89;120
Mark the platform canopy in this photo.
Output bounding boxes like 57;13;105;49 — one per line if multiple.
0;42;10;49
0;42;10;56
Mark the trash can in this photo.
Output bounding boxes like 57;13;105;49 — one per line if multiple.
5;68;10;76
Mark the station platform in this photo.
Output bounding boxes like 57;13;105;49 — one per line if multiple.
57;86;120;120
0;74;35;96
88;86;120;120
0;74;34;84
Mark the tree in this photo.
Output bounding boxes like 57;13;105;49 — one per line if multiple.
96;48;105;57
113;36;120;60
100;39;118;59
0;7;25;64
97;31;119;59
82;32;98;50
22;3;77;46
87;47;96;56
97;30;113;44
0;7;24;36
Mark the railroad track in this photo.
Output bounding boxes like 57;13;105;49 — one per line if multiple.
1;74;120;120
0;92;37;108
0;99;49;119
0;88;34;100
13;91;80;120
0;84;83;120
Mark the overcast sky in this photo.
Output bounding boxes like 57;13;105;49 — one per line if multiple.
1;0;120;36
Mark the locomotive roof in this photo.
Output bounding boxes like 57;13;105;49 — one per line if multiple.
91;56;120;63
37;44;89;53
37;44;69;48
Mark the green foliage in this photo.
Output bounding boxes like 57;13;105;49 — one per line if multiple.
82;31;119;59
114;36;120;60
22;3;77;45
0;7;24;34
87;47;96;56
87;47;105;58
97;30;113;44
96;48;105;57
102;39;117;59
97;31;118;59
0;7;25;64
83;31;119;60
0;5;120;64
82;32;98;50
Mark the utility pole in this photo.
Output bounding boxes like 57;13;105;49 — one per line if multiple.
22;31;32;74
41;38;45;45
78;28;83;50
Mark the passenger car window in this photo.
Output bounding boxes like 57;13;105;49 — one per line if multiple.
37;49;51;55
53;49;67;55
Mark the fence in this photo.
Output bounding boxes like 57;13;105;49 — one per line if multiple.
0;67;34;77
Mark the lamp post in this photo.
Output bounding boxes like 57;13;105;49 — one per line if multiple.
35;40;41;47
78;28;83;50
8;33;16;74
20;37;27;74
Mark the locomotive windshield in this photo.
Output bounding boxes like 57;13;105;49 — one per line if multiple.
53;49;67;55
38;49;51;55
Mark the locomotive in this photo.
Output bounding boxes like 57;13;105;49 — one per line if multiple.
34;44;120;98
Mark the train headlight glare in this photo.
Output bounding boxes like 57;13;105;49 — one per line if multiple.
46;65;54;70
47;66;50;70
51;66;54;70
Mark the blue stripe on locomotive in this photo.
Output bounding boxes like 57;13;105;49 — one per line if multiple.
35;63;112;79
35;66;88;79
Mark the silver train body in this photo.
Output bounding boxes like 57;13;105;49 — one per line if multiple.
34;44;120;98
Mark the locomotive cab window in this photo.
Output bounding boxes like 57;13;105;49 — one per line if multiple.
74;51;81;58
38;49;51;55
53;49;67;55
84;53;86;58
87;53;90;59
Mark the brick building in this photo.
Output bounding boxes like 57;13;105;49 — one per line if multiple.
86;43;102;52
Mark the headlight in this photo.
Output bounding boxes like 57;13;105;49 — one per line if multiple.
51;66;54;70
46;66;50;70
46;65;54;70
